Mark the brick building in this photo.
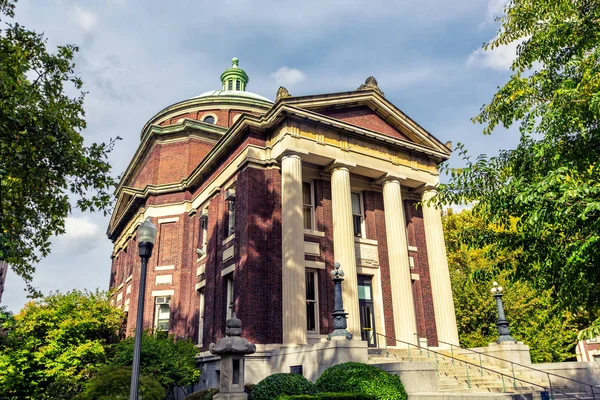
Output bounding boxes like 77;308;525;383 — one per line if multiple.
107;58;459;379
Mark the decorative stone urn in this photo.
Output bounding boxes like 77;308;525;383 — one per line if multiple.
209;314;256;400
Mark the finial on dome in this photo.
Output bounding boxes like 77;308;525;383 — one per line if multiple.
356;76;384;97
221;57;249;91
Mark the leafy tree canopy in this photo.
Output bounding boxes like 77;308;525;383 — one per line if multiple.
435;0;600;315
75;366;165;400
0;290;124;400
444;210;582;362
110;331;200;396
0;0;119;293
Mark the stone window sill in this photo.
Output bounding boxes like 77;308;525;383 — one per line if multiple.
304;229;325;238
354;237;378;246
222;234;235;245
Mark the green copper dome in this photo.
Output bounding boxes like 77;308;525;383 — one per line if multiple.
220;57;249;91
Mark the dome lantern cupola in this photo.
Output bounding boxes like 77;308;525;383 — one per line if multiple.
220;57;249;92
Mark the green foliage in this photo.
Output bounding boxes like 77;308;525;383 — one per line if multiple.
251;373;317;400
0;290;124;399
315;363;407;400
184;388;219;400
75;366;164;400
280;393;375;400
0;0;119;293
444;210;580;362
110;331;200;391
435;0;600;317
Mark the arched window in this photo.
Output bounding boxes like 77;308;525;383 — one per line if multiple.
203;115;216;124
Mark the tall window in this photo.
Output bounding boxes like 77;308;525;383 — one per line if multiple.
199;209;208;255
351;192;364;238
225;187;236;237
198;290;205;345
154;296;171;332
236;80;240;90
228;80;233;90
225;276;234;320
306;270;319;333
302;182;314;230
227;201;235;237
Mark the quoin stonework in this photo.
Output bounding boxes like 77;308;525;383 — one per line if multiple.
107;58;459;382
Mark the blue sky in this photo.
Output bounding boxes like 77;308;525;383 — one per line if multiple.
3;0;520;312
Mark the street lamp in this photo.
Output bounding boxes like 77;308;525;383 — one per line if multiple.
130;217;157;400
328;262;352;340
491;281;516;344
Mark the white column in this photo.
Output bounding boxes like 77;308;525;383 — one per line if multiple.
422;189;460;346
330;166;361;338
382;179;418;345
281;154;306;344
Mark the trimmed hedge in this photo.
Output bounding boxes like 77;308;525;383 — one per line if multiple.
279;393;376;399
251;373;317;400
316;362;407;400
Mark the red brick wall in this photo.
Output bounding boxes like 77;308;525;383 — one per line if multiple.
234;166;283;344
364;191;397;346
320;106;410;141
405;200;438;346
131;146;159;188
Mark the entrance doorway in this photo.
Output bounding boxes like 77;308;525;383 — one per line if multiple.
358;275;377;347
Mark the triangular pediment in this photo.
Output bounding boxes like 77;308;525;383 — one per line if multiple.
276;89;451;157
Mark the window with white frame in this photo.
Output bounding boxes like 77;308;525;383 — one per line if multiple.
302;182;315;230
227;201;235;237
225;188;236;237
351;192;365;238
154;296;171;332
199;208;208;255
305;269;319;333
225;276;234;320
198;290;205;345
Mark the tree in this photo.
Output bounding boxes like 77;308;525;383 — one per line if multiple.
0;0;119;293
444;210;580;363
75;366;165;400
435;0;600;316
110;331;200;397
0;290;124;399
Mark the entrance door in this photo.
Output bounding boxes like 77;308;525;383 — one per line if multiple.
358;275;377;347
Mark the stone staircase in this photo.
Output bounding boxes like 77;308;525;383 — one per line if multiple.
368;348;595;400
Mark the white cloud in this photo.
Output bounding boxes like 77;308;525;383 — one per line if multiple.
271;67;307;87
487;0;507;18
467;39;519;70
73;6;98;32
52;216;102;255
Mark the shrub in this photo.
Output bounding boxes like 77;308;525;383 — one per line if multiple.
315;362;407;400
245;383;256;396
251;373;317;400
75;366;165;400
280;393;375;399
185;388;219;400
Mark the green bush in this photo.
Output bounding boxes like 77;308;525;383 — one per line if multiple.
75;366;165;400
251;373;317;400
245;383;256;396
280;393;375;399
316;363;407;400
185;388;219;400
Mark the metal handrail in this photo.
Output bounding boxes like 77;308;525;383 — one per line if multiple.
374;333;590;400
437;339;598;400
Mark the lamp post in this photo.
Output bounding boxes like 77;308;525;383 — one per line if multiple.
328;262;352;340
491;281;516;344
130;217;157;400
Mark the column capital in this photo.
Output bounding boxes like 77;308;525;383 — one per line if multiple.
278;149;308;162
325;160;356;174
376;173;407;185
